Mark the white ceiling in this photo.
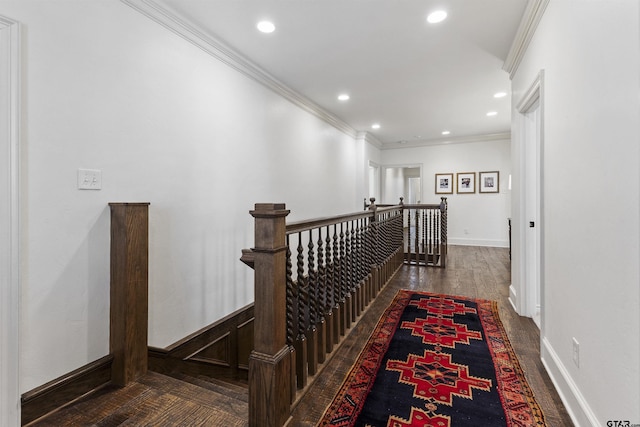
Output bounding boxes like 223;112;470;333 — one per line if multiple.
154;0;527;147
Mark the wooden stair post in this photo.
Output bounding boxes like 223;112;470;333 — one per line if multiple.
248;203;292;427
109;202;150;387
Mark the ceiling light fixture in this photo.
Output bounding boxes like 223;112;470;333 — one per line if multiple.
494;92;507;98
442;130;451;135
338;94;350;101
427;10;447;24
486;111;498;117
257;20;276;33
371;123;381;129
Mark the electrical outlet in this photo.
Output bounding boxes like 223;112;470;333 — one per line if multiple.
572;337;579;368
77;169;102;190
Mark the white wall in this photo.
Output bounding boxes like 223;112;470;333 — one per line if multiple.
4;1;361;393
511;1;640;425
382;139;511;247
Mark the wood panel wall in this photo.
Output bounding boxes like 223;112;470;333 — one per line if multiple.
149;304;254;384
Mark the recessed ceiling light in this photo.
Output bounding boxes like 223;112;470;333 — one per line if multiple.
427;10;447;24
338;94;350;101
442;130;451;135
257;20;276;33
494;92;507;98
371;123;381;129
486;111;498;117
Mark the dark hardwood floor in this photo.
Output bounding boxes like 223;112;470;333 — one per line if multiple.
289;245;573;426
29;246;573;426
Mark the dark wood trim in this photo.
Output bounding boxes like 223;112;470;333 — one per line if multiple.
21;355;113;426
149;304;254;384
109;202;150;386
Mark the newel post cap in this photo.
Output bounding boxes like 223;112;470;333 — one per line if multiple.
250;203;290;218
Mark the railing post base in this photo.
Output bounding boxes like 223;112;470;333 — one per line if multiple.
249;347;292;427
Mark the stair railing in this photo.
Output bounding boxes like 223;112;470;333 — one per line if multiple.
241;201;404;427
403;197;448;267
364;197;448;267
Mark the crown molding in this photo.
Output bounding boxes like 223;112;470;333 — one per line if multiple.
380;132;511;150
357;131;383;149
503;0;550;79
121;0;358;139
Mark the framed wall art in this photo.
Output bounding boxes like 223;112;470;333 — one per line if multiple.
456;172;476;194
435;173;453;194
479;171;500;193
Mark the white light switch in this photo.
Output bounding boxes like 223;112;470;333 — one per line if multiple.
77;169;102;190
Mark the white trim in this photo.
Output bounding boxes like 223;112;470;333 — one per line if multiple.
514;70;545;321
358;131;383;150
380;132;511;150
503;0;550;79
508;285;518;312
447;239;509;248
121;0;357;139
0;14;21;427
541;337;600;427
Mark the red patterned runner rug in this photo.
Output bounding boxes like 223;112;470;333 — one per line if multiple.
318;290;546;426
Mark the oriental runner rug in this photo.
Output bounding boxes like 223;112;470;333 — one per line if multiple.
318;290;546;427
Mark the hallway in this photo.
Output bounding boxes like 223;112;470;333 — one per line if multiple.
290;245;572;426
30;246;572;426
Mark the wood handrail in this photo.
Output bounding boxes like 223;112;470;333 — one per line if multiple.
285;205;401;234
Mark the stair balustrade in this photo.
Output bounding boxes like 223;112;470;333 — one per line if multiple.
240;200;431;427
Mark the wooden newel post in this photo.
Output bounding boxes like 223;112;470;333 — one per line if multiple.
248;203;292;427
109;202;150;387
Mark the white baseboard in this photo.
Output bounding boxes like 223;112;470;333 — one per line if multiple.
508;285;518;313
448;238;509;247
540;337;600;427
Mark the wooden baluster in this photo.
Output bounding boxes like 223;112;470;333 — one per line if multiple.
363;217;372;306
295;233;307;389
325;225;335;352
356;218;365;314
350;220;359;321
435;207;440;265
373;212;380;292
316;228;327;364
407;208;413;264
425;208;429;263
338;222;348;335
306;231;318;376
441;197;448;268
432;208;437;264
331;224;341;344
285;240;296;404
416;208;421;265
344;220;352;323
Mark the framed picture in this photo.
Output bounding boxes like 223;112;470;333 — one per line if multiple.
479;171;500;193
435;173;453;194
456;172;476;194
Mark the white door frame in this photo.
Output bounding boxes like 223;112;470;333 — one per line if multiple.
0;14;21;427
515;70;545;331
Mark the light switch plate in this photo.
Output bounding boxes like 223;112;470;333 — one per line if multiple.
78;169;102;190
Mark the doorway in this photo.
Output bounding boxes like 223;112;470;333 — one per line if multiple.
381;165;422;205
517;71;544;329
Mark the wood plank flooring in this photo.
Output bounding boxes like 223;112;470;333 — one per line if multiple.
289;245;573;426
29;246;573;426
